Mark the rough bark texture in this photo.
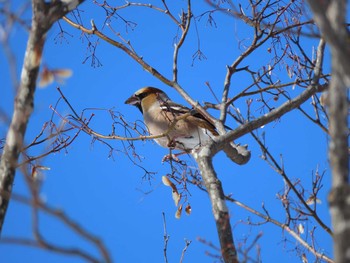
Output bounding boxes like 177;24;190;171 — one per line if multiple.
193;149;238;263
0;0;83;235
307;1;350;263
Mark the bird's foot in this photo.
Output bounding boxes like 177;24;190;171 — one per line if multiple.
162;152;187;163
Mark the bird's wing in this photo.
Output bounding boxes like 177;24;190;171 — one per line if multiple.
159;100;218;136
159;100;190;114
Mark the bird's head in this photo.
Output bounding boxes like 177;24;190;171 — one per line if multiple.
125;87;169;113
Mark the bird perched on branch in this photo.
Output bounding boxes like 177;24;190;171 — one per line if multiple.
125;87;218;152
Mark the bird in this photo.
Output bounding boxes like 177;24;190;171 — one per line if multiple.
125;87;218;152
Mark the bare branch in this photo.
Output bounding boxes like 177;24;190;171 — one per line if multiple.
172;0;191;82
62;16;174;87
225;196;334;263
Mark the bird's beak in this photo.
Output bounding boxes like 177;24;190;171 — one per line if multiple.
125;94;143;113
125;94;140;105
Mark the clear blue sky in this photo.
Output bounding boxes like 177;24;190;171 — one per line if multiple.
1;1;333;262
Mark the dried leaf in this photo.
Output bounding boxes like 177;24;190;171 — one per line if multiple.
31;167;38;178
172;190;181;207
286;65;293;78
39;67;54;87
162;176;173;187
36;165;51;171
298;223;304;234
39;66;73;88
185;204;192;215
306;196;322;205
302;253;308;263
175;204;183;219
52;68;73;78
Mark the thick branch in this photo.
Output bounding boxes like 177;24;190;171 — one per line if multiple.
0;0;83;235
193;150;238;263
213;82;325;155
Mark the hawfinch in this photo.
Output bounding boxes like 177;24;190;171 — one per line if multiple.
125;87;218;152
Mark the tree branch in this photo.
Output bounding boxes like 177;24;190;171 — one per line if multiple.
212;78;326;156
0;0;83;235
193;150;238;263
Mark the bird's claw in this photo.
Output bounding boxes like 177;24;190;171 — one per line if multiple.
162;153;180;163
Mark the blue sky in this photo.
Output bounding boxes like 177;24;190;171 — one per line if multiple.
1;1;333;262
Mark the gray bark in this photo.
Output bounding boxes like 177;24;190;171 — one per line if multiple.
307;1;350;262
193;149;238;263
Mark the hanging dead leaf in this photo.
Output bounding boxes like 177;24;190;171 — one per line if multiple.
36;165;51;171
306;196;322;205
185;204;192;215
39;66;73;88
268;64;272;75
175;204;183;219
172;190;181;207
31;167;38;178
39;66;54;87
162;176;173;187
298;223;304;234
302;253;308;263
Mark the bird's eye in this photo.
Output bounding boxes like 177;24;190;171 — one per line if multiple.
137;91;153;100
136;93;145;100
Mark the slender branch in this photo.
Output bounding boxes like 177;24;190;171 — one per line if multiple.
225;196;334;263
179;239;192;263
220;1;297;123
62;16;174;87
250;132;332;235
0;237;101;263
172;0;191;82
162;212;169;263
62;16;217;126
0;185;111;263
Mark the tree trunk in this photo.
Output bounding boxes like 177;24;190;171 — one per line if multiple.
307;1;350;262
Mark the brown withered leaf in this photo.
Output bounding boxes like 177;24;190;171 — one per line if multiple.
31;167;38;178
162;176;174;187
305;195;322;205
172;190;181;207
185;204;192;215
175;204;183;219
298;223;305;234
39;66;73;88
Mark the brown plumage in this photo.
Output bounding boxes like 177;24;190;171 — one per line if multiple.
125;87;218;151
